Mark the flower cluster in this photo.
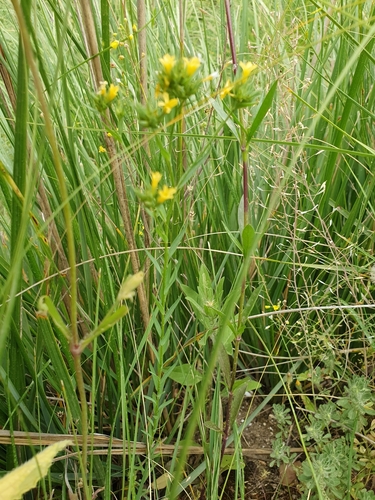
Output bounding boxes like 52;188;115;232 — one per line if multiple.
109;20;137;50
219;61;257;108
156;54;201;101
135;172;177;208
136;54;203;128
94;81;119;113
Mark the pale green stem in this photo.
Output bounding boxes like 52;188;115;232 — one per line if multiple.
10;7;90;498
222;107;248;458
10;0;78;345
72;352;90;499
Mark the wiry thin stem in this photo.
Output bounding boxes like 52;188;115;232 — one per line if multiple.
137;0;148;105
224;0;237;73
77;0;155;365
10;0;78;345
10;2;87;497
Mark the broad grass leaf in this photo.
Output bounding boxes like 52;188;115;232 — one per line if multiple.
230;378;261;428
220;454;245;472
0;440;72;500
242;224;255;258
246;80;277;143
217;341;231;387
169;365;203;385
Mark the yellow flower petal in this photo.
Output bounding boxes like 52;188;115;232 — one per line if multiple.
107;83;119;101
219;80;234;99
151;171;162;192
110;40;120;49
157;92;179;114
99;146;106;153
239;61;257;79
184;56;201;76
159;54;176;74
157;185;177;204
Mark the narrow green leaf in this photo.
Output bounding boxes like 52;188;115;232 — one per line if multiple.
220;454;244;472
101;0;110;82
169;222;187;258
38;296;71;341
242;224;255;258
169;365;203;386
217;342;231;387
204;421;223;433
246;80;278;143
0;366;38;430
229;379;253;429
37;318;81;422
80;305;129;349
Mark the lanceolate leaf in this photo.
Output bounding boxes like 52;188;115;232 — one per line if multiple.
0;440;72;500
246;80;277;143
169;365;203;385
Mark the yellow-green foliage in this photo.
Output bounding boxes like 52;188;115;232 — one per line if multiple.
0;440;71;500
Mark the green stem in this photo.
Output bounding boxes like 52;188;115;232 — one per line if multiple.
239;108;249;227
71;350;90;500
160;223;173;433
137;0;148;104
221;107;248;458
10;0;78;346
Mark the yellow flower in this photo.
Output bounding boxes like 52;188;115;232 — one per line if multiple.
132;24;137;32
184;56;201;76
158;92;179;114
265;302;281;311
159;54;176;74
219;80;234;99
151;171;162;193
110;40;120;49
107;132;112;137
239;61;257;80
98;146;106;153
129;34;134;41
157;185;177;204
107;83;119;101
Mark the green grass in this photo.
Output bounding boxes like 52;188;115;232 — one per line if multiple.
1;0;375;498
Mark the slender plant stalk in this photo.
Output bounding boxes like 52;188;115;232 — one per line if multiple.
179;0;184;57
221;108;249;459
240;109;249;227
136;0;152;292
224;0;237;73
0;38;73;324
220;3;250;461
9;3;91;496
77;0;155;365
9;0;79;346
178;1;187;221
137;0;147;105
7;0;30;468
